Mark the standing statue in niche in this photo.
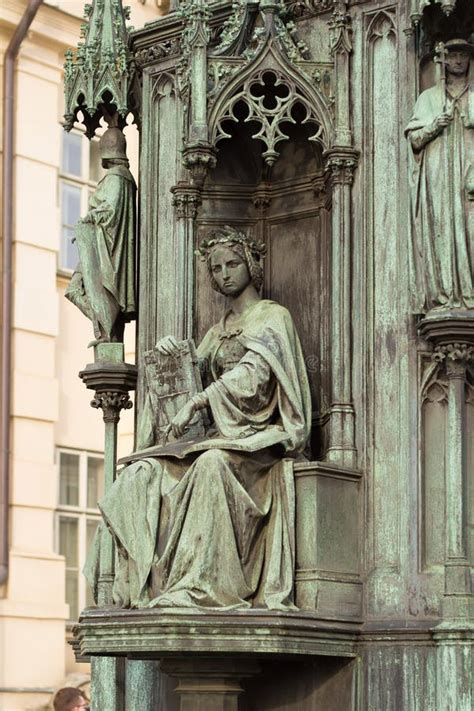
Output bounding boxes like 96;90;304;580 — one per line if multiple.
86;227;311;610
405;38;474;313
65;127;136;345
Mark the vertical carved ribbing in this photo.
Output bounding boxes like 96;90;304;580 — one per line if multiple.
171;184;202;339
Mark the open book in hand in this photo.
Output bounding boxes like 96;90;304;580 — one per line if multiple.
143;339;209;446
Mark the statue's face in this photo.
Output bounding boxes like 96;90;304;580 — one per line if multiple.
210;245;251;296
446;50;470;76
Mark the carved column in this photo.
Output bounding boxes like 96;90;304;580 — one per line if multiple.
419;313;474;618
181;0;216;186
435;344;473;600
324;148;359;468
253;184;272;245
329;1;353;147
171;183;202;339
79;343;138;605
79;344;137;711
324;2;359;468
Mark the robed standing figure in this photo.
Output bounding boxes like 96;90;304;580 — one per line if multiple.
405;38;474;312
86;227;311;611
65;127;136;344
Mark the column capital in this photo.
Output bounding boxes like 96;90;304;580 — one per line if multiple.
91;391;133;423
79;344;138;424
182;142;217;187
252;183;272;213
171;182;202;219
433;343;473;378
418;309;474;377
324;147;359;185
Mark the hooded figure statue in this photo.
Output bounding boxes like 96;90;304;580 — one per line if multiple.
405;38;474;313
65;127;137;345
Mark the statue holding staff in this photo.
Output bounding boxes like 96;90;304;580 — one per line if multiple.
405;38;474;313
65;127;137;345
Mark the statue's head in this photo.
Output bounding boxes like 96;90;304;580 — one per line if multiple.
444;38;473;77
99;128;128;166
196;226;266;295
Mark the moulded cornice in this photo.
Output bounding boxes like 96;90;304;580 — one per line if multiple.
75;607;360;658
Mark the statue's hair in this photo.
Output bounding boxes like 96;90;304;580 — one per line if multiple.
196;226;266;293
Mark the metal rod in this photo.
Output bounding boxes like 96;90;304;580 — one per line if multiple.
97;418;119;606
1;0;44;586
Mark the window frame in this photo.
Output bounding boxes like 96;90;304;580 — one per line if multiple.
58;128;103;275
55;447;104;621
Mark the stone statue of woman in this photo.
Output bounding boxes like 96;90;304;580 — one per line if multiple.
405;38;474;313
86;226;311;610
65;127;136;345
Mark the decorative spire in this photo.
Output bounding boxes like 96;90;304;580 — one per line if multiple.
63;0;135;138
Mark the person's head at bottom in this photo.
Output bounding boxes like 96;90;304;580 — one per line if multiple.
53;687;89;711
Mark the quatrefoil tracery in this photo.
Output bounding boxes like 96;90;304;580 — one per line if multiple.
213;70;324;166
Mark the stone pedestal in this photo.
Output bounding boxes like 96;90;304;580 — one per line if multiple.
160;658;260;711
90;657;125;711
74;608;360;709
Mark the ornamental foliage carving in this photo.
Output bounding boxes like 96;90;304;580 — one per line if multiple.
64;0;135;136
91;391;133;423
212;0;311;62
285;0;333;19
176;0;211;98
172;0;334;176
135;38;181;67
433;343;473;364
328;5;352;55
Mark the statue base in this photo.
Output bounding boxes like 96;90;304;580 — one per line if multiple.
79;342;138;395
73;608;359;659
418;308;474;346
73;609;359;709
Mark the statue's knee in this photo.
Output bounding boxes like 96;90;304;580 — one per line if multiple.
196;449;229;479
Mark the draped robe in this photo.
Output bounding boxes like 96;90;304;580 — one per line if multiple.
405;79;474;311
65;164;136;338
86;300;311;611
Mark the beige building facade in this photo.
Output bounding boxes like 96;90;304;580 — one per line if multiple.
0;2;165;709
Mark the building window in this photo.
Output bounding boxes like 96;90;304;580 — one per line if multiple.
59;130;104;272
56;449;104;620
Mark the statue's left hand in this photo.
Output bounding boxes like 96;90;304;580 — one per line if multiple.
168;401;196;439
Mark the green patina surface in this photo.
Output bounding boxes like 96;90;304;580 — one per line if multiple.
63;0;474;709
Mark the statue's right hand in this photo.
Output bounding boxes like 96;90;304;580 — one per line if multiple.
155;335;181;356
433;113;452;131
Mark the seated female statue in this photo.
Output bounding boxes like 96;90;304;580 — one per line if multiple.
86;226;311;611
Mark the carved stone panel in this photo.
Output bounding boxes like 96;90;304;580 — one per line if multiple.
362;6;405;614
421;367;448;570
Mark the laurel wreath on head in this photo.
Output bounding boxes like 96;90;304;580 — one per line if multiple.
195;225;267;261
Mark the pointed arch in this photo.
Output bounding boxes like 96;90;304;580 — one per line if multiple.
151;72;176;102
366;9;397;43
208;42;334;162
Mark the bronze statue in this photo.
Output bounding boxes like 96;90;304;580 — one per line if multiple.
405;38;474;313
65;127;137;345
86;227;311;611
